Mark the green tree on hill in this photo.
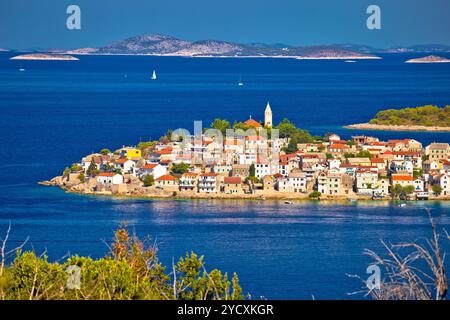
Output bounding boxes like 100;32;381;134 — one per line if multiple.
171;162;190;175
210;118;231;135
143;175;154;187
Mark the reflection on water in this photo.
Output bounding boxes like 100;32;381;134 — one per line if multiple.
0;186;449;299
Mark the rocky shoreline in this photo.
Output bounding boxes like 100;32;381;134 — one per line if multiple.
345;123;450;132
39;176;363;201
39;177;450;202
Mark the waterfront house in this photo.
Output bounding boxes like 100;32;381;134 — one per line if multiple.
435;173;450;196
155;174;179;190
355;170;378;195
179;172;198;191
275;176;289;192
97;172;124;185
222;177;243;194
391;174;414;188
288;170;307;193
262;175;275;191
198;172;219;193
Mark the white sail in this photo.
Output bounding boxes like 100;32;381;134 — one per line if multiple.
151;70;157;80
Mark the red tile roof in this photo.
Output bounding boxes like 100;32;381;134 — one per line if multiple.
224;177;241;184
156;174;177;181
330;144;347;149
244;118;262;128
116;158;129;164
98;172;117;177
200;172;217;177
143;163;158;169
392;174;413;181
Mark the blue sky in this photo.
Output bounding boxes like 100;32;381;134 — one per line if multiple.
1;0;450;49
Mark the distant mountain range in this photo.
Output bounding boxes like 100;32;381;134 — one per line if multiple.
65;34;380;58
3;35;450;57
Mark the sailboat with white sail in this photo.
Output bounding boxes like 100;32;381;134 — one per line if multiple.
151;70;157;80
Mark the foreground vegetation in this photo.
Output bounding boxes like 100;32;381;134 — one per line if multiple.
351;212;449;300
368;105;450;127
0;226;244;300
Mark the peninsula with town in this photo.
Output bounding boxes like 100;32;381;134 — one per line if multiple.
41;103;450;201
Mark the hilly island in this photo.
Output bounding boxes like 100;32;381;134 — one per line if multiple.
66;34;380;59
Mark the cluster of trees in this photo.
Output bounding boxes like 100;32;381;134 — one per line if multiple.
369;105;450;127
0;226;244;300
390;184;415;198
209;117;317;154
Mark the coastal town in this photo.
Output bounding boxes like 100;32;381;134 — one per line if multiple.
43;103;450;201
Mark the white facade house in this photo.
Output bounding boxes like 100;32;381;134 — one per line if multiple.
136;163;167;179
97;173;123;185
288;170;307;193
198;173;219;193
355;171;378;195
115;158;135;174
438;173;450;196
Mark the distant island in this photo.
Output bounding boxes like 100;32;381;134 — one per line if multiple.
10;53;79;61
66;34;380;59
405;55;450;63
346;105;450;132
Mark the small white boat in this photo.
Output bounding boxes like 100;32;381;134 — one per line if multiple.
284;200;293;205
398;203;406;207
19;65;25;72
345;60;356;63
237;76;244;86
151;70;157;80
348;198;357;202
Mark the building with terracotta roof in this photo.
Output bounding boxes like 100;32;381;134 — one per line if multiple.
137;163;167;179
97;172;124;185
179;172;199;191
222;176;243;194
155;174;179;189
244;117;262;128
391;174;414;188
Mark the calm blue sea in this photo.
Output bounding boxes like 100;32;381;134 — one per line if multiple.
0;52;449;299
